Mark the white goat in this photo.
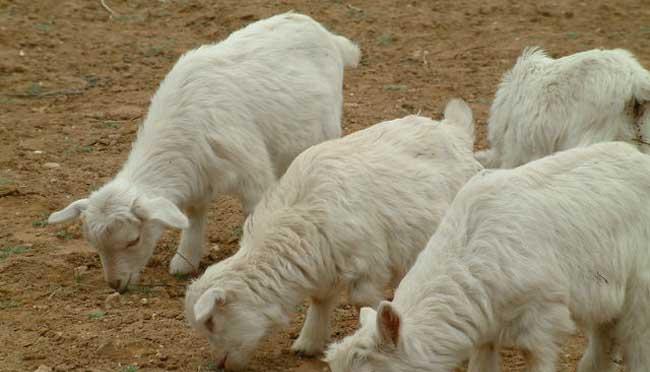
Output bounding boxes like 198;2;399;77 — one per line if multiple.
184;100;483;370
327;141;650;372
476;48;650;168
46;12;360;292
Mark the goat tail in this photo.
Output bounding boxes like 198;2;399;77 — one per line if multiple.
633;71;650;124
444;98;474;138
634;69;650;102
331;34;361;68
474;148;501;168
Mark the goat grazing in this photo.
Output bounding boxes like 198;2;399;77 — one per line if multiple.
47;12;360;292
476;48;650;168
327;141;650;372
184;100;483;370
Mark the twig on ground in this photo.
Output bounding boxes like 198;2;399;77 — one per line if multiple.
48;287;62;300
346;4;363;12
2;89;85;98
100;0;118;18
0;189;19;198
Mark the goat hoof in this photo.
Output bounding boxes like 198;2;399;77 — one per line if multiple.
169;254;197;275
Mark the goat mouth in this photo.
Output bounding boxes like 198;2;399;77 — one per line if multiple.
217;353;228;370
118;274;132;294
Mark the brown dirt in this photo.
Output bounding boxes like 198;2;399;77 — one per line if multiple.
1;0;648;371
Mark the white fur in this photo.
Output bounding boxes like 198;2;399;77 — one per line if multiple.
476;48;650;168
184;100;483;370
47;12;360;292
327;141;650;372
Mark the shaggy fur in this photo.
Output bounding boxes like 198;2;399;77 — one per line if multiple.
476;48;650;168
327;141;650;372
46;12;359;292
184;100;483;370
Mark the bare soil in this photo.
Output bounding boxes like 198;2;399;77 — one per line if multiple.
1;0;649;371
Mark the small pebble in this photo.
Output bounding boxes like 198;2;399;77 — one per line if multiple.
43;162;60;169
73;265;88;278
33;366;52;372
33;150;44;154
140;298;148;305
105;292;121;309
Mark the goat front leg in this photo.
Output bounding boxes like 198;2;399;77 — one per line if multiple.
519;303;573;372
291;295;338;356
169;205;207;275
468;343;501;372
577;324;617;372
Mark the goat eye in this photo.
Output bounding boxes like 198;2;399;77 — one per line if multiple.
126;237;140;248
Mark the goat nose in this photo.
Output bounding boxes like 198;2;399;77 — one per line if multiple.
108;279;122;291
218;354;228;369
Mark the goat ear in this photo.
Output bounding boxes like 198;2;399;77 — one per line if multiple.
48;199;89;224
194;288;227;331
377;301;401;346
133;197;189;229
359;306;376;328
443;98;474;138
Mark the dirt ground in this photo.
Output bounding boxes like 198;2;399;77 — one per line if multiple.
1;0;649;371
